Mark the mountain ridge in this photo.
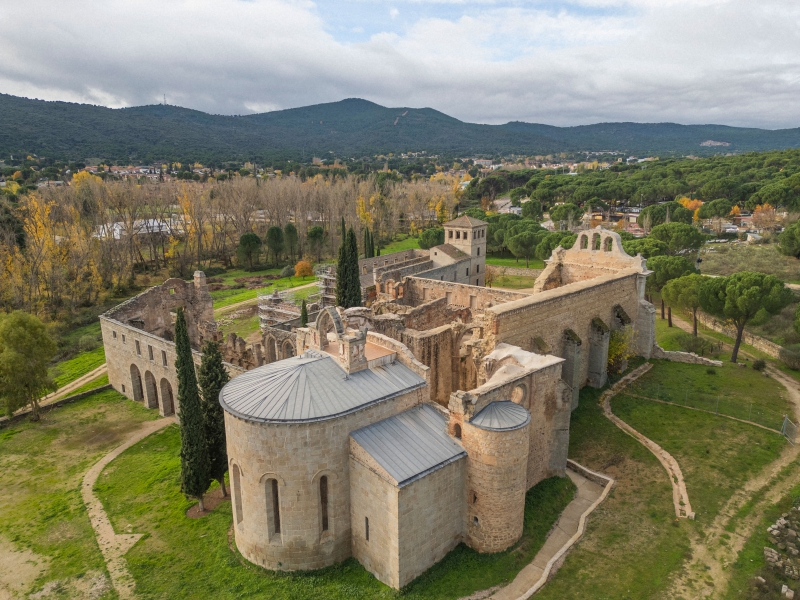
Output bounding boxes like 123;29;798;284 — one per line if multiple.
1;93;799;163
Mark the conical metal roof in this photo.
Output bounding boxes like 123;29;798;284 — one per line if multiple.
219;350;426;423
470;401;530;431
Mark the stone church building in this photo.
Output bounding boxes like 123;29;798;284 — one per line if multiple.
101;217;664;589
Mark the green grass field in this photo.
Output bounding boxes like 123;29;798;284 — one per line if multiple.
0;389;156;598
700;243;800;283
68;373;110;395
212;275;317;309
96;425;575;599
49;346;106;388
486;253;544;269
492;275;537;290
381;234;421;254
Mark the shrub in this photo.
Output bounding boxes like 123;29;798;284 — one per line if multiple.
752;359;767;371
675;332;713;356
294;260;313;278
280;265;295;279
78;334;99;352
607;327;634;374
706;368;717;375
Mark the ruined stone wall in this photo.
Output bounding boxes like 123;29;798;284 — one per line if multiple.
359;250;428;275
349;451;399;588
397;325;456;406
397;458;466;587
225;386;426;572
461;420;529;553
103;271;216;349
486;272;643;388
402;278;527;310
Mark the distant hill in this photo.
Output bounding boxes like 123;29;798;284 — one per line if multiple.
1;93;799;164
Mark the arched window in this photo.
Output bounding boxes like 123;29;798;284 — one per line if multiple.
580;235;588;250
454;423;462;439
232;465;243;524
266;478;281;536
320;476;329;532
604;237;613;252
477;247;481;256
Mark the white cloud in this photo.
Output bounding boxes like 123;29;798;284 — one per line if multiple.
0;0;798;128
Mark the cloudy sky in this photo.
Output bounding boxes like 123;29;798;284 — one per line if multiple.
1;0;799;128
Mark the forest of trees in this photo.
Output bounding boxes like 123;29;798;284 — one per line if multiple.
0;172;462;318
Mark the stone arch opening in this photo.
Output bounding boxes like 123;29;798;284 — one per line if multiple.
130;364;144;402
282;340;295;358
159;378;174;416
144;371;159;409
265;336;277;363
592;233;601;250
454;423;462;439
579;234;588;250
362;266;367;274
604;236;613;252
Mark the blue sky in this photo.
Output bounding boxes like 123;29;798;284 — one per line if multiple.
1;0;799;128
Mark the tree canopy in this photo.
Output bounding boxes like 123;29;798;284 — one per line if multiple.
265;226;284;267
662;273;707;336
649;222;705;255
0;311;57;420
198;340;230;497
699;271;792;362
236;232;262;270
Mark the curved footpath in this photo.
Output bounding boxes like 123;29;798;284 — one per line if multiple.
601;363;695;519
81;416;176;600
488;462;614;600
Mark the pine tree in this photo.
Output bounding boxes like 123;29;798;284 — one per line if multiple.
175;307;211;511
198;340;230;497
300;299;308;326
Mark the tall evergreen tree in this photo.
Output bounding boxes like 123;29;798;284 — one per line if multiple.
345;227;362;307
340;216;346;245
197;340;230;497
300;299;308;326
175;308;210;511
335;232;348;307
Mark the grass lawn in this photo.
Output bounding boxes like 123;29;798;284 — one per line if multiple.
381;234;421;254
626;355;791;430
218;314;261;340
0;390;157;598
213;275;317;309
97;424;576;599
700;243;800;283
612;391;785;521
486;253;544;270
492;275;537;290
537;385;692;599
49;346;106;388
68;373;110;395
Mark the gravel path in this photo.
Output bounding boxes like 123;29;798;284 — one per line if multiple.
81;416;175;599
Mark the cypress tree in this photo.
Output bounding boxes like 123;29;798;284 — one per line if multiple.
175;308;210;511
340;216;346;245
335;233;348;307
363;227;368;258
198;340;230;497
345;227;362;307
300;299;308;326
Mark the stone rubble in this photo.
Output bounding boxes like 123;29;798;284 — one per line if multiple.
760;506;800;597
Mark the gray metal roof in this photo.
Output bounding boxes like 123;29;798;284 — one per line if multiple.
470;401;530;431
350;404;466;487
219;350;426;423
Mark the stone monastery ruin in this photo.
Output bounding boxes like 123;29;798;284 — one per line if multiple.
100;217;660;589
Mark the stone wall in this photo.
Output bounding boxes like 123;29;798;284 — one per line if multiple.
349;451;399;587
461;419;529;553
486;272;644;389
488;266;543;279
402;277;527;310
695;312;783;359
225;386;426;572
397;458;465;587
651;345;724;366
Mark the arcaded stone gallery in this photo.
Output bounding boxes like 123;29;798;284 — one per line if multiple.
100;218;660;589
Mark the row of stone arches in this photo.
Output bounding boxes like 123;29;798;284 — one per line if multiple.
130;364;175;416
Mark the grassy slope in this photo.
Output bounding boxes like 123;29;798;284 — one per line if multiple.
212;275;317;309
0;390;156;598
49;346;106;388
486;254;545;269
700;243;800;283
97;424;576;599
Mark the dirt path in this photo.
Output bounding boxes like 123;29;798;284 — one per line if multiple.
46;363;108;403
214;281;318;316
601;363;695;519
82;416;175;599
664;313;800;598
